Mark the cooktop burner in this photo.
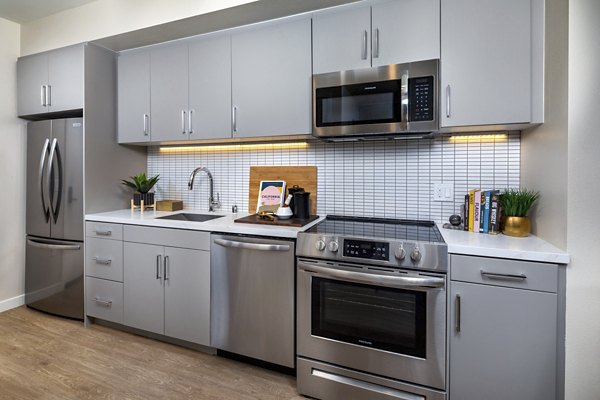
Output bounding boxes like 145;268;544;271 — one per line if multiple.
306;215;444;243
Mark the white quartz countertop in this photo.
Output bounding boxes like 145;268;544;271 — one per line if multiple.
85;209;325;239
438;224;570;264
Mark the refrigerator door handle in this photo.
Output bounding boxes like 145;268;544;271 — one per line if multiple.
27;238;81;251
38;138;51;223
47;138;63;224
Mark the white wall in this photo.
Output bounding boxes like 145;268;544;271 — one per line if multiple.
566;0;600;399
521;0;568;249
0;17;26;310
20;0;256;55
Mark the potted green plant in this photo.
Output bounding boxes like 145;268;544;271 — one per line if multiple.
499;188;540;237
122;173;160;207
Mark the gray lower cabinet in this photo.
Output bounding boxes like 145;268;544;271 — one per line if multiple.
123;240;211;346
17;44;84;117
450;255;558;400
231;17;312;137
118;50;151;143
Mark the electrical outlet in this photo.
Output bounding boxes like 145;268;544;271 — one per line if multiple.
433;183;454;202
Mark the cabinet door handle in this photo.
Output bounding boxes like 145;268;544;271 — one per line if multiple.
156;254;162;280
164;255;170;281
94;230;112;236
455;294;461;333
232;106;238;134
480;270;527;281
446;85;451;118
92;257;112;265
94;297;112;308
373;28;380;58
143;114;149;136
41;85;47;106
188;109;193;135
361;30;368;60
47;85;52;106
181;110;187;134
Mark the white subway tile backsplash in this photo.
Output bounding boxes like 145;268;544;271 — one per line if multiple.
147;133;520;224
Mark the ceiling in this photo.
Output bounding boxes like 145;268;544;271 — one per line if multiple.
0;0;97;23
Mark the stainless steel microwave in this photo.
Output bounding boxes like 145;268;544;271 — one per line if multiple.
312;59;439;139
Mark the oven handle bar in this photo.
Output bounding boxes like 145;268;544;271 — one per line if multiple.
299;262;445;290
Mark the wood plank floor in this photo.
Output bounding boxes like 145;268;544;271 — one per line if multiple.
0;307;303;400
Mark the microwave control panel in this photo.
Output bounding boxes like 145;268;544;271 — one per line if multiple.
343;239;389;261
408;76;434;122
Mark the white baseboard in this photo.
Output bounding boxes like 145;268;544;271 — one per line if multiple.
0;294;25;313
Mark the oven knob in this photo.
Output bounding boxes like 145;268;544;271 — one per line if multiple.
315;240;326;251
394;247;406;260
328;240;339;252
411;247;422;262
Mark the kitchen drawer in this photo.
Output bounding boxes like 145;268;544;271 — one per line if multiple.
85;237;123;282
123;225;210;251
86;277;123;324
86;222;123;240
450;254;558;293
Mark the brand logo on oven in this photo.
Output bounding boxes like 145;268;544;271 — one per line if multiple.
358;339;373;346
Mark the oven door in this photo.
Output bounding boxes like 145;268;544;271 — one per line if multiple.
297;258;446;390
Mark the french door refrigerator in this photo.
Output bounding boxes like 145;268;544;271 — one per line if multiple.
25;118;84;320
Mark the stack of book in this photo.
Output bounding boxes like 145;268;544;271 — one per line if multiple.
464;190;501;234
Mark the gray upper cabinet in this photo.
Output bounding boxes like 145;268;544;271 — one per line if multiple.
188;34;232;140
450;255;559;400
231;17;312;137
371;0;440;67
17;44;84;117
441;0;534;128
150;44;190;142
313;1;440;74
118;50;151;143
312;6;371;74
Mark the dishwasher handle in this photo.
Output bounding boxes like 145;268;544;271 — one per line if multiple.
214;238;290;252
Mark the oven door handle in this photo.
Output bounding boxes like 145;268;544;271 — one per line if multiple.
300;263;445;290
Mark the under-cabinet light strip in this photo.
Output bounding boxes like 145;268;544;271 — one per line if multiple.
448;134;508;142
159;141;309;153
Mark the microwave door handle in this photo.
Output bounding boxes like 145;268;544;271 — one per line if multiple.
300;263;444;290
401;73;409;130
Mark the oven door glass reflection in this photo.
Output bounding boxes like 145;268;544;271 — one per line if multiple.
311;277;426;358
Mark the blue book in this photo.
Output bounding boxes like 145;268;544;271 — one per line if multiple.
483;190;491;233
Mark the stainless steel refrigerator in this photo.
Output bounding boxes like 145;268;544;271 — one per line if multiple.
25;118;84;320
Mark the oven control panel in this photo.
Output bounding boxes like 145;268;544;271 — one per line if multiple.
343;239;389;261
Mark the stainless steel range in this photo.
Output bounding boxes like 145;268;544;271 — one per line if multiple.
296;216;448;400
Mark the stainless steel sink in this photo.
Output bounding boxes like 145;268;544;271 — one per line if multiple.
156;213;224;222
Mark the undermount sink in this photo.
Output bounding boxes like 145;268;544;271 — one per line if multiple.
157;213;224;222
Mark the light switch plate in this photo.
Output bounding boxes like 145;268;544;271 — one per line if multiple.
433;183;454;202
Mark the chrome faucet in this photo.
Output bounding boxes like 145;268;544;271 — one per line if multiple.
188;167;221;211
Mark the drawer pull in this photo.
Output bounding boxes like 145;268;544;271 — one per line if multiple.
480;270;527;281
94;297;112;308
92;257;112;265
95;230;112;236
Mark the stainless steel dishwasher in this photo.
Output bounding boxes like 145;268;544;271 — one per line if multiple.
211;234;295;368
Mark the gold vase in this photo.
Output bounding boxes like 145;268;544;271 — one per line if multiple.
503;216;531;237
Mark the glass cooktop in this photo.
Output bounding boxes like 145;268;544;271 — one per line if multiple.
306;215;445;243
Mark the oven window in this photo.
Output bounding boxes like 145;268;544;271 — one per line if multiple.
315;79;402;127
311;277;426;358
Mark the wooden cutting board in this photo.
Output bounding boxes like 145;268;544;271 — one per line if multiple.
235;214;320;227
248;166;317;215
